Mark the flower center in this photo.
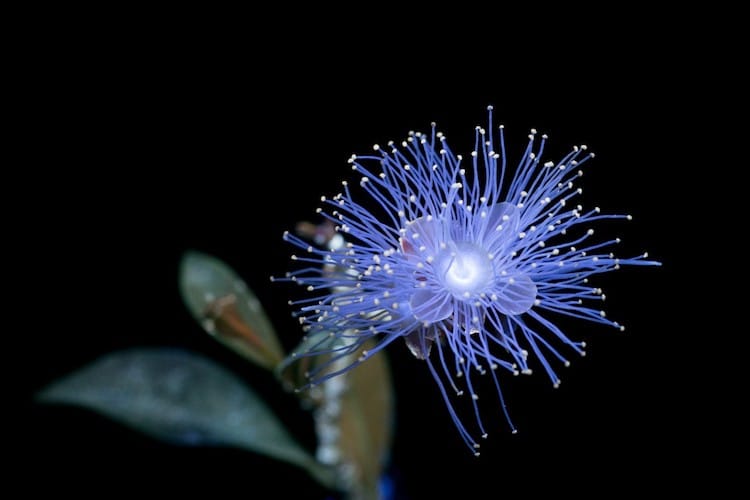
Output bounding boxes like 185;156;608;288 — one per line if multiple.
436;241;494;298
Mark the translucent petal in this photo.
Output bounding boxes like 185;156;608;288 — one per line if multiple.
402;216;443;256
493;271;537;315
410;288;453;323
481;202;519;250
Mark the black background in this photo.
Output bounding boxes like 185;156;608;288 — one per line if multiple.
18;9;724;499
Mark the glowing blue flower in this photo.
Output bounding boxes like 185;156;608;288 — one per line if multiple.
278;107;659;454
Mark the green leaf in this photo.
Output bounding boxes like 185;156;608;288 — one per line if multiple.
179;251;284;370
276;328;339;393
37;348;334;488
337;340;394;498
282;334;394;498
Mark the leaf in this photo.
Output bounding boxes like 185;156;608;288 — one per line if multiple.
337;340;394;498
283;334;394;498
37;348;335;488
276;328;340;394
179;251;284;370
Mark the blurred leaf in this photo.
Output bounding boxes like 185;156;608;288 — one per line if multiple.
276;328;339;395
37;348;335;488
283;334;394;499
179;251;284;370
337;339;394;499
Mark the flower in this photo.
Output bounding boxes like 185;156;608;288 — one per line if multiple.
277;107;660;455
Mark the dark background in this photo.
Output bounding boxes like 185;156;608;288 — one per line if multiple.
18;9;724;499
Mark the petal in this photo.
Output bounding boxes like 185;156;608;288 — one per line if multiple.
493;270;537;316
480;202;519;250
409;288;453;323
401;216;442;256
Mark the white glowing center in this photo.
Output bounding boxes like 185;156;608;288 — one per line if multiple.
437;242;494;297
